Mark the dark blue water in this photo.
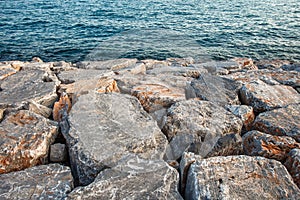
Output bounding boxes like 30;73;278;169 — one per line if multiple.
1;0;300;62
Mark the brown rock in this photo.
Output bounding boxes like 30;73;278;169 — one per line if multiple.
240;79;300;113
226;105;255;132
0;110;58;174
243;130;300;162
0;109;4;122
232;57;258;70
253;104;300;142
53;93;72;122
0;64;19;81
284;148;300;188
96;77;120;93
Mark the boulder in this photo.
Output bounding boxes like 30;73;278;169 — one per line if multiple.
162;100;242;159
255;59;290;69
0;110;58;174
240;80;300;113
226;105;255;132
147;65;207;78
67;155;182;200
185;155;300;200
185;74;241;106
243;130;300;162
284;149;300;188
50;143;68;163
253;104;300;142
281;63;300;72
76;58;137;70
63;92;168;185
0;164;73;199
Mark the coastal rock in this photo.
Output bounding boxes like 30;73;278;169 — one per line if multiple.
50;143;67;163
0;110;58;174
67;155;182;200
284;149;300;188
53;93;72;122
0;164;73;199
185;155;300;200
114;62;146;75
147;65;207;78
239;79;300;113
0;69;57;109
255;59;290;69
63;92;168;185
226;105;255;132
243;130;300;162
162;100;242;159
231;57;258;70
281;63;300;72
96;77;120;93
0;109;5;122
167;57;195;67
76;58;137;70
185;74;241;106
0;63;19;81
253;104;300;142
142;59;171;70
29;100;52;118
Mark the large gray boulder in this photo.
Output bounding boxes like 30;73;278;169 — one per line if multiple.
284;148;300;188
76;58;137;70
0;164;73;200
162;100;243;160
185;155;300;200
63;92;168;185
67;155;182;200
0;110;58;174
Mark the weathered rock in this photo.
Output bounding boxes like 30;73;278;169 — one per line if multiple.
0;164;73;199
147;65;207;78
243;130;300;162
255;59;290;69
149;108;167;129
63;92;168;185
186;74;241;106
142;59;171;70
240;79;300;113
167;57;195;67
115;62;146;75
231;57;258;70
226;105;255;132
76;58;137;70
53;93;72;122
253;104;300;142
67;155;182;200
281;63;300;72
0;69;57;108
284;148;300;188
162;100;242;159
0;110;58;174
29;100;52;118
50;143;67;163
0;63;19;81
96;77;120;93
185;155;300;200
0;109;5;122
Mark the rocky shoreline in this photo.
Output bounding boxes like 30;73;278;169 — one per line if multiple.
0;57;299;199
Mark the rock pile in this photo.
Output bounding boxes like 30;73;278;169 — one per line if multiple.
0;57;299;199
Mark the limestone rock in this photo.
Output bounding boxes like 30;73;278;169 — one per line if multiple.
53;93;72;122
0;69;57;109
186;74;241;106
76;58;137;70
142;59;171;70
185;155;300;200
0;164;73;199
0;109;5;122
243;130;300;162
240;80;300;113
96;77;120;93
147;65;207;78
284;149;300;188
63;92;168;185
115;62;146;75
231;57;258;70
226;105;255;132
0;63;19;81
255;59;290;69
50;143;67;163
167;57;195;67
253;104;300;142
162;100;242;159
67;155;182;200
0;110;58;174
29;100;52;118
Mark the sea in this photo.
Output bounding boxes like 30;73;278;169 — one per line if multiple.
0;0;300;63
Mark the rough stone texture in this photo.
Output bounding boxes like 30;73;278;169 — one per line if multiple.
284;148;300;188
185;155;300;200
243;130;300;162
142;59;171;70
255;59;290;69
115;62;146;75
240;79;300;113
76;58;137;70
50;143;67;163
29;100;52;118
281;63;300;72
96;77;120;93
167;57;195;67
0;69;57;108
147;65;207;78
253;104;300;142
231;57;258;70
0;109;5;122
200;60;240;74
63;92;168;185
53;93;72;122
0;110;58;174
162;100;242;159
67;155;182;200
226;105;255;132
0;164;73;200
0;63;19;81
185;74;241;106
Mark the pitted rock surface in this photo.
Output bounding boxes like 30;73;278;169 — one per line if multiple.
0;164;73;200
0;110;58;174
63;92;168;185
226;105;255;132
284;149;300;188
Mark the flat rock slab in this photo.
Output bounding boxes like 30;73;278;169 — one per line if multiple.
253;104;300;142
186;74;241;106
67;155;182;200
64;92;168;185
76;59;137;70
185;155;300;200
240;80;300;113
162;100;242;159
0;164;73;200
0;110;58;174
284;148;300;188
0;69;57;108
243;130;300;162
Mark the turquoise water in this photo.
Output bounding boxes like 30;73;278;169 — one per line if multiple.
0;0;300;62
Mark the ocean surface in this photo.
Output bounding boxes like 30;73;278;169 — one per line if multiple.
1;0;300;62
